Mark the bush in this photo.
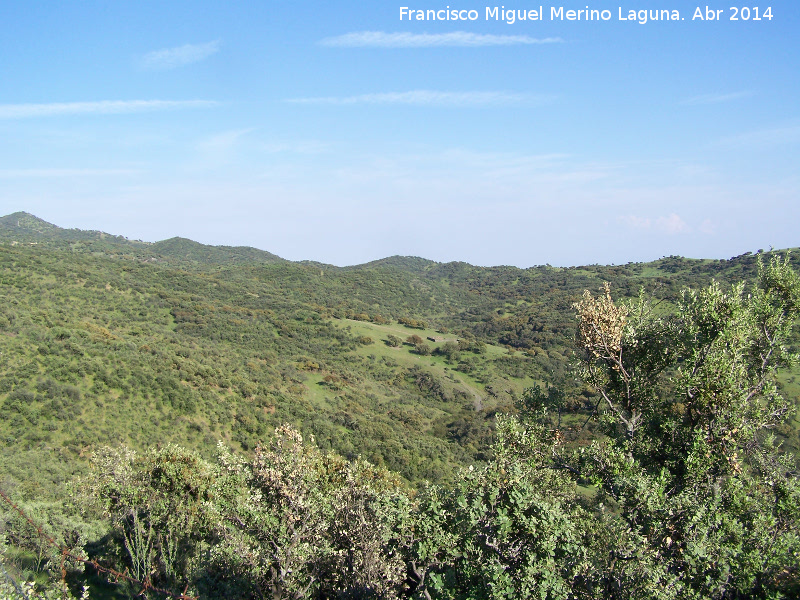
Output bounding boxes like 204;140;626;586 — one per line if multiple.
414;342;432;356
385;334;402;347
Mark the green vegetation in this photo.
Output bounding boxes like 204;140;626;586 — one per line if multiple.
1;213;799;598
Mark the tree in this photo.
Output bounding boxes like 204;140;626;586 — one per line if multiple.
414;342;432;356
434;341;460;362
416;416;595;600
567;254;800;598
386;334;403;347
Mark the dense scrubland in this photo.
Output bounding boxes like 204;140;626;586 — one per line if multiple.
1;212;798;599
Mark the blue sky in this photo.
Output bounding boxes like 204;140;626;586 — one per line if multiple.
1;1;798;267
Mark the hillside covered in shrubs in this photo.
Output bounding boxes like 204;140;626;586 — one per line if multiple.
1;213;799;598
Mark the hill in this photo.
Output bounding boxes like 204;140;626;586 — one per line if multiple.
1;213;798;499
150;237;285;265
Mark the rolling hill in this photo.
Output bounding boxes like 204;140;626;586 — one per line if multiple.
1;212;798;497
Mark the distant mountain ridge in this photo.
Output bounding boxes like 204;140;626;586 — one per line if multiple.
0;212;285;266
0;211;59;234
0;212;441;270
0;211;128;243
1;211;794;274
149;237;285;265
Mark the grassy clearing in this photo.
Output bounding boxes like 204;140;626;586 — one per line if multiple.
330;318;540;408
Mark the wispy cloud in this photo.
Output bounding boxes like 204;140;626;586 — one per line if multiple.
718;123;800;148
682;91;754;105
197;129;254;153
0;168;140;178
699;219;716;234
139;40;221;70
0;100;218;119
658;214;690;234
320;31;563;48
619;213;690;234
193;129;255;165
262;140;332;154
286;90;552;108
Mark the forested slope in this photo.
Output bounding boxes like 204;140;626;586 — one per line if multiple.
2;212;799;491
2;212;800;598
